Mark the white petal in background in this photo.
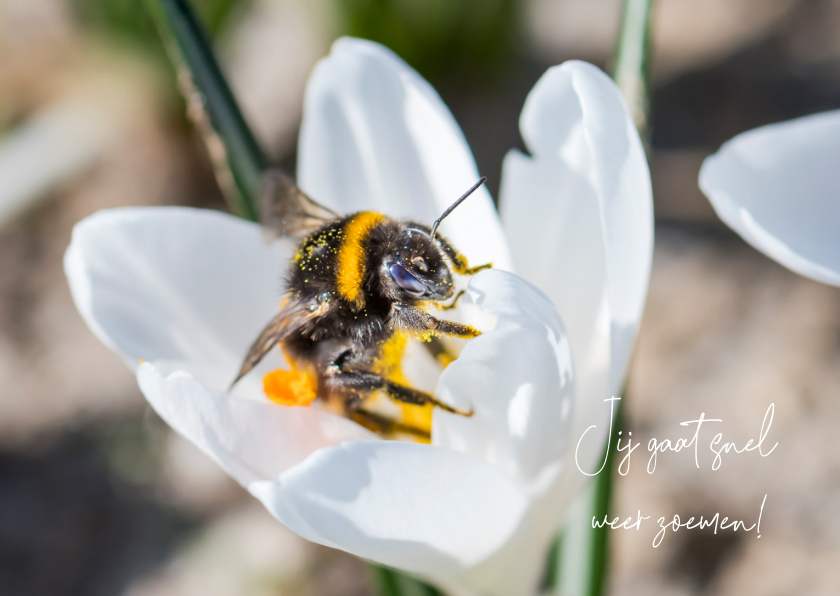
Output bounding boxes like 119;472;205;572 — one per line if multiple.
0;78;139;228
700;109;840;286
499;61;653;479
298;37;513;273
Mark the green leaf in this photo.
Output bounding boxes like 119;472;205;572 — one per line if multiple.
334;0;521;84
145;0;264;221
72;0;244;50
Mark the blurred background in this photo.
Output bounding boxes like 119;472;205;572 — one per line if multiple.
2;0;840;594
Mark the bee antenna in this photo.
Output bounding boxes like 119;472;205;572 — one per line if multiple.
430;176;487;237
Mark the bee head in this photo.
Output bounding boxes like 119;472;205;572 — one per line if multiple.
379;177;487;302
383;228;454;301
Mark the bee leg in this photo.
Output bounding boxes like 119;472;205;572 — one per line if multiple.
323;367;383;393
347;407;431;439
324;351;472;417
422;336;458;368
391;303;480;339
326;369;471;415
439;289;465;311
453;259;492;276
384;380;473;417
434;236;492;275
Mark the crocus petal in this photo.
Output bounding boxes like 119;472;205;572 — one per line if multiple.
140;362;530;585
67;206;533;591
250;440;530;580
68;207;372;473
64;207;290;381
434;269;574;495
499;61;653;474
428;269;575;596
700;110;840;286
298;37;513;272
138;362;376;485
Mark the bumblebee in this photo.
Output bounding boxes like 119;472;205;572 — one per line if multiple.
232;170;491;438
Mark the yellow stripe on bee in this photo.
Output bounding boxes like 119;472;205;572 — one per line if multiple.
336;212;384;309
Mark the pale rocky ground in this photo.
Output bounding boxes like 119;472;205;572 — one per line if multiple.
2;0;840;595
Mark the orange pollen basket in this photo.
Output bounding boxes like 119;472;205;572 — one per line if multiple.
263;365;318;406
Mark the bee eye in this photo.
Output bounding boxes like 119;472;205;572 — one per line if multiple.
411;256;428;273
389;263;427;296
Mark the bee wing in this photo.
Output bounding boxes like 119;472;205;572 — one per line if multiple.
260;169;339;238
230;298;310;387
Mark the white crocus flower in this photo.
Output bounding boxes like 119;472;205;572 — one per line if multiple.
65;38;652;596
700;110;840;286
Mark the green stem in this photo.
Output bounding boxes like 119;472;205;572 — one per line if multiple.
612;0;655;143
145;0;264;221
371;565;402;596
586;402;622;596
546;2;656;593
369;565;443;596
551;401;623;596
542;532;563;591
